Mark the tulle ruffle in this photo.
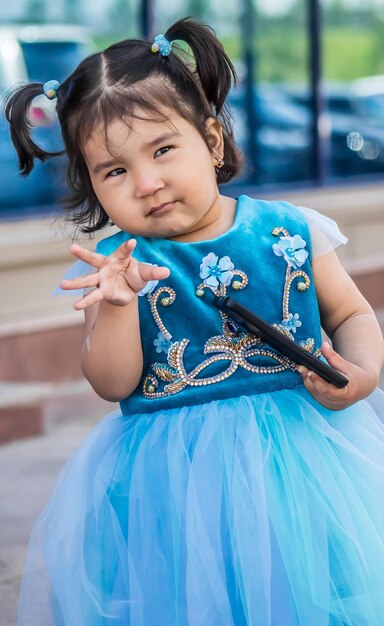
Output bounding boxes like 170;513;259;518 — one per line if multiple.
297;205;348;259
19;387;384;626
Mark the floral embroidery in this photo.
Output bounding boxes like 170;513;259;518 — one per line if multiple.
281;313;302;334
142;225;320;399
153;331;173;354
143;334;297;398
272;234;308;268
200;253;234;288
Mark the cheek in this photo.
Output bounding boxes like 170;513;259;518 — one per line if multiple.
92;178;126;210
93;187;110;213
181;150;216;186
89;176;105;201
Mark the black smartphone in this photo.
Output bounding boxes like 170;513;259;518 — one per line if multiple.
213;295;349;389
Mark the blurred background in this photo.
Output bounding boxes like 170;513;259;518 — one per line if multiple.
0;3;383;622
1;0;384;214
0;0;383;436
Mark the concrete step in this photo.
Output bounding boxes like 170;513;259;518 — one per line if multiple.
0;380;117;445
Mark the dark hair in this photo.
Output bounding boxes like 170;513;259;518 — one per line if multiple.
5;17;243;233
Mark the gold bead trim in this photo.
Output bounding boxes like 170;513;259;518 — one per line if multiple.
272;226;290;238
147;286;176;341
142;230;320;399
282;269;310;319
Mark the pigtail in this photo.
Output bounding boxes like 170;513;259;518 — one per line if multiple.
165;17;236;115
164;18;243;184
4;83;62;175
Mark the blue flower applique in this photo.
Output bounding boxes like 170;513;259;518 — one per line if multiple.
200;252;234;288
281;313;302;333
272;235;308;268
153;331;173;354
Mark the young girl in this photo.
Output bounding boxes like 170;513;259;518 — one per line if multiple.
6;17;384;626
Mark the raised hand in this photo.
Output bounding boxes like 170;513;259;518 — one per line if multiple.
298;341;377;410
60;239;170;310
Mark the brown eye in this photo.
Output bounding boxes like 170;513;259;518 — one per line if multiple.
154;146;172;158
107;168;126;178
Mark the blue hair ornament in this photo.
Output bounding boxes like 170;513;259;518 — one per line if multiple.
151;34;172;57
43;80;60;100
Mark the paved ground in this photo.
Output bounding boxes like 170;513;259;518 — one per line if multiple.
0;413;100;626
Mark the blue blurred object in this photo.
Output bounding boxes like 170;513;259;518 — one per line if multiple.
286;78;384;178
0;25;90;218
228;78;384;186
227;85;311;185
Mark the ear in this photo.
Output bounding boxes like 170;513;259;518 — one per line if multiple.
205;117;224;163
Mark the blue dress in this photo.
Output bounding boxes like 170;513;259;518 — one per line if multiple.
20;197;384;625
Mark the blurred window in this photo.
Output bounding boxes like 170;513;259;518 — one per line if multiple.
229;0;312;187
323;1;384;180
1;1;384;219
0;27;90;218
21;41;88;83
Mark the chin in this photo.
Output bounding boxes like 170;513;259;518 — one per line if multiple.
153;222;189;239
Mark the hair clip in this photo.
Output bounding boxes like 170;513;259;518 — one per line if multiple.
43;80;60;100
151;34;172;57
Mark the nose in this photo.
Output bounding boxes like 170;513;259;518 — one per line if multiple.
133;165;165;198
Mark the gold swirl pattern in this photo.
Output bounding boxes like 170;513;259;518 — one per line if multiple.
147;286;176;341
143;333;296;398
282;268;311;320
142;226;320;399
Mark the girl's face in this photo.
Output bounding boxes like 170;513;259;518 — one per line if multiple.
83;110;225;240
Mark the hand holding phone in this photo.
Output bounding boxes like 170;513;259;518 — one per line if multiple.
213;296;349;389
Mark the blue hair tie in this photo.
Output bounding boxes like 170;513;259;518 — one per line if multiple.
43;79;60;100
151;34;172;57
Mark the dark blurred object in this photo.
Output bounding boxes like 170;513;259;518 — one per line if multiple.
228;77;384;186
0;25;90;217
287;77;384;178
228;85;311;185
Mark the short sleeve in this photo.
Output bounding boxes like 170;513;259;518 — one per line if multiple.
53;231;122;297
53;250;157;298
52;260;95;297
296;205;348;260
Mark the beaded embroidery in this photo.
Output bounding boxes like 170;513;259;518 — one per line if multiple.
142;226;321;399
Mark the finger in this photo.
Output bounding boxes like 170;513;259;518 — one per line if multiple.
70;244;106;268
73;288;104;311
298;365;334;395
138;263;170;283
60;273;99;290
300;374;335;407
305;370;330;396
306;369;350;403
300;372;317;395
297;365;309;379
320;341;348;374
112;239;137;261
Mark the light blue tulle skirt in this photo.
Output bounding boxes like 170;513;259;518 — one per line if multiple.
19;386;384;626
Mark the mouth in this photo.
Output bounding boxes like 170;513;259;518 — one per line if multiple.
148;201;175;217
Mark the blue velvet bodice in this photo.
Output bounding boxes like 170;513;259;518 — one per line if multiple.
96;196;323;415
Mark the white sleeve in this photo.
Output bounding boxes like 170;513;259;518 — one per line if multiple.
52;260;158;298
296;205;348;260
52;260;95;297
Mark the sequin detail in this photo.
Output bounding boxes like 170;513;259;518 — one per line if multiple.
142;229;321;399
150;34;172;56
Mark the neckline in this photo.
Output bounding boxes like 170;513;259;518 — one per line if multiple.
151;194;245;246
